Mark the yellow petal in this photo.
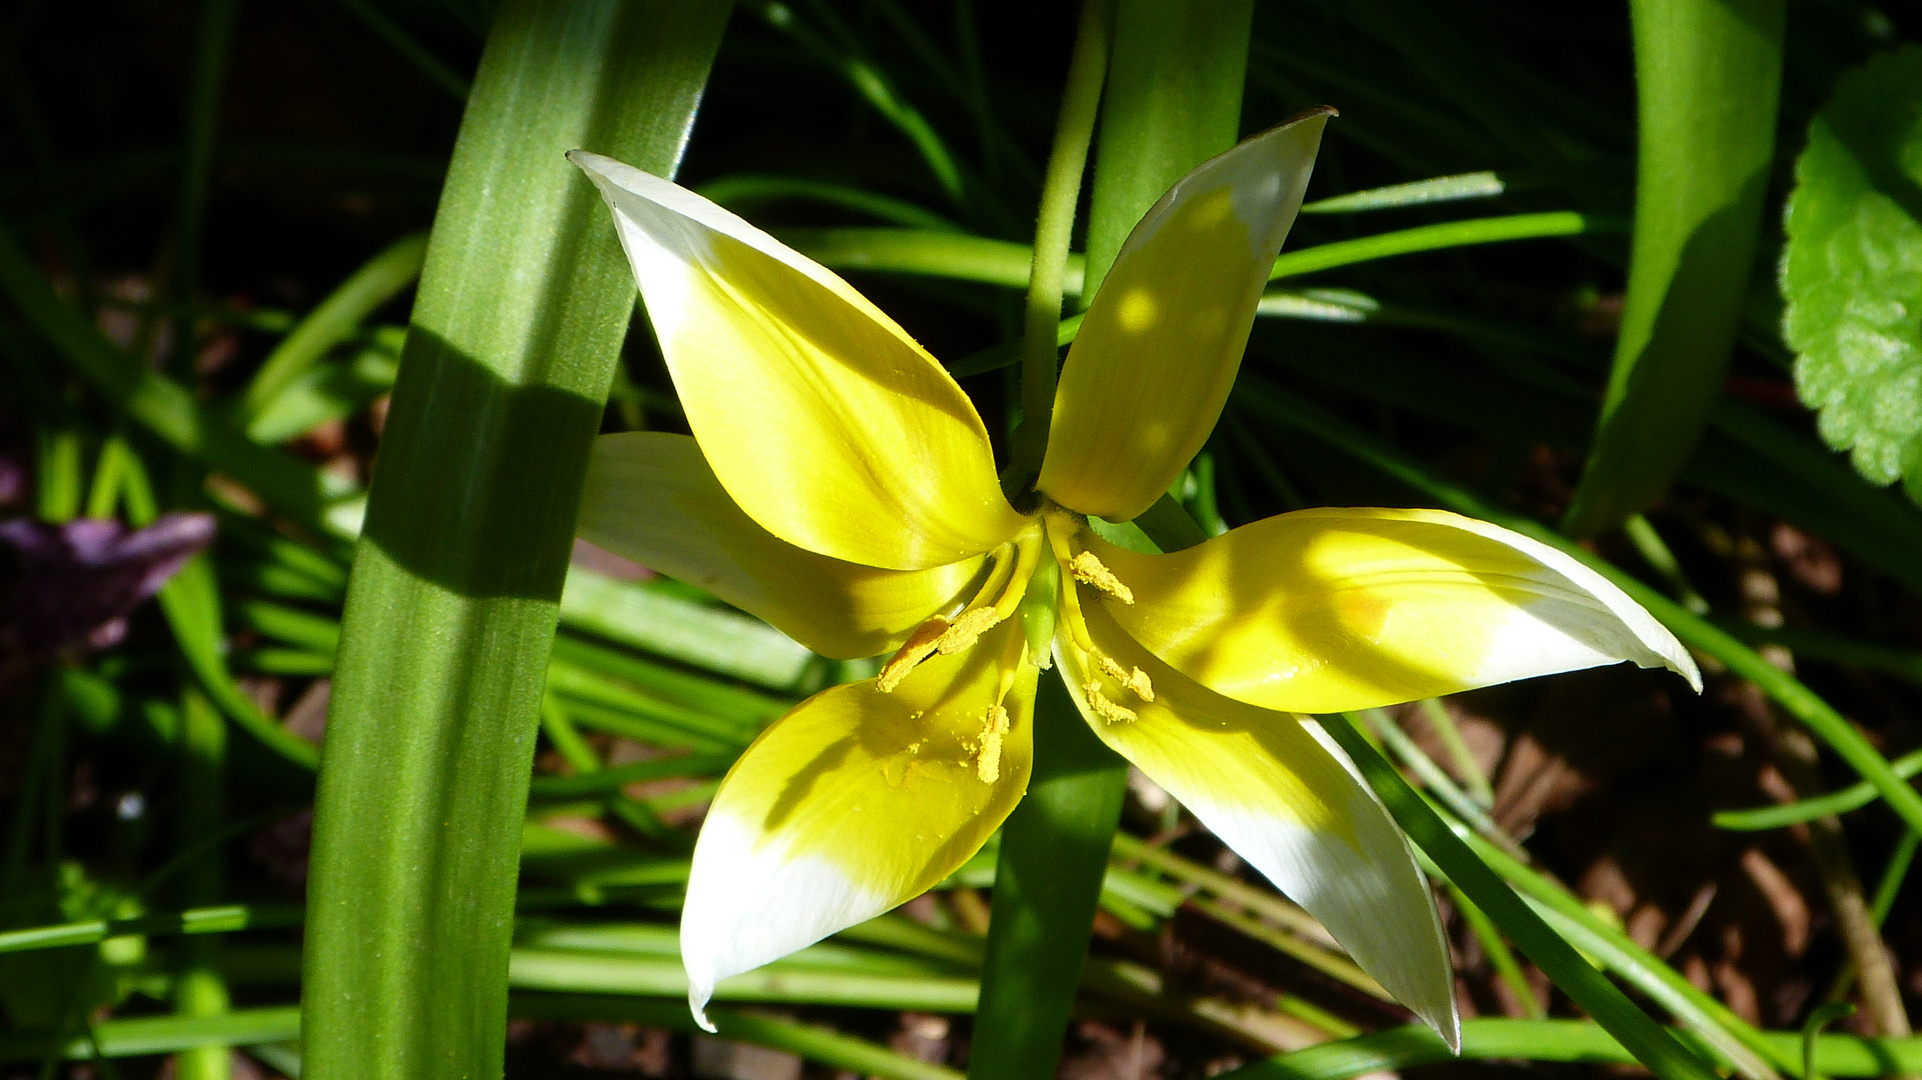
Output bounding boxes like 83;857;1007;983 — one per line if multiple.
578;432;984;659
1059;599;1459;1048
570;151;1024;570
1040;111;1332;521
1093;507;1701;714
680;618;1036;1030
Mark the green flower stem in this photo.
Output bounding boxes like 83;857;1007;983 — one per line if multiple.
1562;0;1785;536
974;5;1256;1075
297;4;729;1078
1246;381;1922;843
969;676;1131;1078
1011;0;1110;477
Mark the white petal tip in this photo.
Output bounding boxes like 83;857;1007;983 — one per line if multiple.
1428;1008;1463;1055
1647;642;1703;694
689;991;717;1034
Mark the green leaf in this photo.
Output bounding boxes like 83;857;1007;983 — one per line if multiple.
1783;46;1922;505
1563;0;1785;536
297;3;731;1078
1080;0;1254;301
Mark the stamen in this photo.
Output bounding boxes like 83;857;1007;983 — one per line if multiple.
975;705;1010;783
877;617;949;693
1082;681;1139;724
1098;656;1156;702
1069;551;1134;604
935;606;1002;655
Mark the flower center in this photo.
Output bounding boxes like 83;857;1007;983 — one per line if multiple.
874;506;1157;731
1040;508;1155;724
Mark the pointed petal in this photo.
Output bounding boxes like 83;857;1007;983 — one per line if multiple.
681;618;1037;1028
1058;598;1458;1047
1091;507;1701;714
570;151;1024;570
1040;111;1332;521
578;432;984;659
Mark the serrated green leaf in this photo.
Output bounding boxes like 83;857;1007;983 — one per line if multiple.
1783;46;1922;503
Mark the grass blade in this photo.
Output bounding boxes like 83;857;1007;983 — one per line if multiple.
298;4;731;1078
239;232;426;427
1316;714;1722;1080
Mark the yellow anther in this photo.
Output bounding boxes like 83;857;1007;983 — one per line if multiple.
1069;551;1134;604
935;606;1001;655
1098;656;1155;702
1082;681;1139;724
877;617;949;693
975;705;1010;784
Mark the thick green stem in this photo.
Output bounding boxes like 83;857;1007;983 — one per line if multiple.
968;676;1129;1079
973;6;1254;1074
298;4;729;1078
1011;0;1110;479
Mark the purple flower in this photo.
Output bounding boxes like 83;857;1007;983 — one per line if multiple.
0;512;216;664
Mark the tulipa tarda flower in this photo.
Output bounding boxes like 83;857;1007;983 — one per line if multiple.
566;111;1699;1048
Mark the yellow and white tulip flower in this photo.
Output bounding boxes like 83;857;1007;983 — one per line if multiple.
567;110;1699;1049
